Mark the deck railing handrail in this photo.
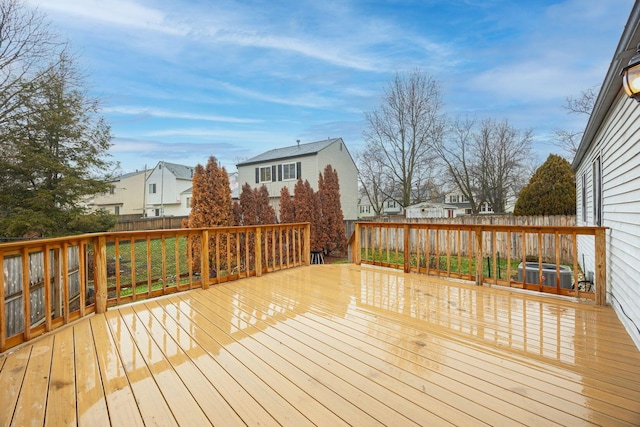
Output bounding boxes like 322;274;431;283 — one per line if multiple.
0;222;311;352
351;222;607;305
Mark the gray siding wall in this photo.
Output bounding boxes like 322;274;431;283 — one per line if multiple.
577;92;640;349
236;139;359;220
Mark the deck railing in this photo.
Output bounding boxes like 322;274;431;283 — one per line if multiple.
352;222;606;305
0;222;310;352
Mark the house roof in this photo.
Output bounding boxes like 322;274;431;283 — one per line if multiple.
110;169;148;182
573;2;640;168
406;202;457;209
236;138;341;166
159;161;195;180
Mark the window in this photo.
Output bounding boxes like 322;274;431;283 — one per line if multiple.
593;156;602;226
360;205;371;214
386;200;397;208
465;208;472;215
449;195;458;203
149;183;156;194
154;208;161;217
260;166;272;182
581;173;587;223
114;206;120;215
186;197;191;208
283;163;296;180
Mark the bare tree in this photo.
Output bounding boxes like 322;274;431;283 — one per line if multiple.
476;119;533;214
435;117;533;214
435;116;483;213
362;69;446;207
355;148;388;216
0;0;65;128
554;86;597;158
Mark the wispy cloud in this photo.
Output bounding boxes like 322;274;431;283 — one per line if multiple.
31;0;188;35
213;81;336;109
104;106;263;124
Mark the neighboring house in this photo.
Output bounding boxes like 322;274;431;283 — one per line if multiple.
86;169;150;216
356;201;404;219
444;192;516;215
357;202;376;220
236;138;359;220
405;202;456;219
572;1;640;349
145;161;195;217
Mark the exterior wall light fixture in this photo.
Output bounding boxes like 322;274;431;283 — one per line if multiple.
621;43;640;101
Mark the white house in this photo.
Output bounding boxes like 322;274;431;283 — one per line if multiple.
444;192;516;216
145;161;195;217
405;202;456;219
357;200;405;219
236;138;359;220
572;1;640;349
86;169;150;216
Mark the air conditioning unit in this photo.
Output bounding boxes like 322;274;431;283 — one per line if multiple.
517;262;573;289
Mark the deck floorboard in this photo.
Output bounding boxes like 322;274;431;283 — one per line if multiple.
1;264;640;426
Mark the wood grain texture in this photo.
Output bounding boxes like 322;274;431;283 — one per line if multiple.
1;264;639;426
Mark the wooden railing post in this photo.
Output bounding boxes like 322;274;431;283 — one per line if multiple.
94;235;108;314
256;226;263;275
475;226;483;286
403;224;410;273
354;223;361;265
304;223;311;266
202;230;210;289
595;228;607;306
0;253;5;353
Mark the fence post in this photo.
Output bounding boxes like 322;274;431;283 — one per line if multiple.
202;230;210;289
475;226;483;286
94;235;108;314
256;226;263;275
403;224;410;273
595;228;607;306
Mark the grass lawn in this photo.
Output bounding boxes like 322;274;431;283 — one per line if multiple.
361;248;535;280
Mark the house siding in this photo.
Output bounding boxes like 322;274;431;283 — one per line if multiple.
146;163;193;217
237;139;359;220
88;170;149;216
577;92;640;349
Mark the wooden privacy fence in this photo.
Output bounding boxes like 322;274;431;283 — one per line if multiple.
380;215;577;260
0;222;310;353
351;222;606;305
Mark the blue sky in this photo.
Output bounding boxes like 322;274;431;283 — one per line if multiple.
29;0;634;174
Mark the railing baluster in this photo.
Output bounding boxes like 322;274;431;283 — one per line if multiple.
595;228;606;305
43;246;52;332
492;229;497;285
506;231;512;287
21;248;30;342
62;243;69;324
0;253;5;353
94;236;107;314
573;233;579;297
130;238;137;300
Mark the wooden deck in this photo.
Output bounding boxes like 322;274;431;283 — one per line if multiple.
1;264;639;426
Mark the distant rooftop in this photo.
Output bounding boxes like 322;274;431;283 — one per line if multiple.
159;161;194;180
237;138;342;166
